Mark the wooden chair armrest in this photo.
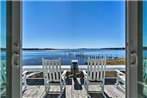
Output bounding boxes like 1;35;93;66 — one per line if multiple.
82;70;89;85
23;71;42;78
60;70;67;89
82;70;87;76
115;70;125;76
22;71;28;78
61;70;67;76
22;71;28;75
61;70;67;80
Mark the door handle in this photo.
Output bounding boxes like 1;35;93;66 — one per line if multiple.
130;52;138;67
12;42;19;67
12;53;19;67
130;40;138;67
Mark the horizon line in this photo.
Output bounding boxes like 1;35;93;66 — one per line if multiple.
0;47;125;49
22;47;126;49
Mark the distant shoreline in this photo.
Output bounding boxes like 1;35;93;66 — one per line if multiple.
1;47;147;50
1;47;125;50
22;47;126;50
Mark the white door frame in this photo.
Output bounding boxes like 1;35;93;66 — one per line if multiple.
6;1;22;98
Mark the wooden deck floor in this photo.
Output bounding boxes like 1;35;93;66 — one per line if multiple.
22;78;125;98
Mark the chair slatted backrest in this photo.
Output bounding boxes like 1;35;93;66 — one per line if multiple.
87;58;106;81
42;58;61;82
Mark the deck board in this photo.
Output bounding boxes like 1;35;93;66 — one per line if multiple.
23;86;45;98
105;85;125;98
22;78;125;98
66;78;87;98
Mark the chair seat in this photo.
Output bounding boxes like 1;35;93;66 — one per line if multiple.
88;85;103;92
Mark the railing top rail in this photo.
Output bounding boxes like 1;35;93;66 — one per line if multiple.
22;65;125;72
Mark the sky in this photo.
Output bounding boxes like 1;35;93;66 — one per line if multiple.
143;1;147;47
23;1;125;48
0;1;6;48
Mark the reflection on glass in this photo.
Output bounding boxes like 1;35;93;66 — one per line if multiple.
143;1;147;97
0;0;6;97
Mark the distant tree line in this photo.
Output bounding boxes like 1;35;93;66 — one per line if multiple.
1;47;147;50
23;48;56;50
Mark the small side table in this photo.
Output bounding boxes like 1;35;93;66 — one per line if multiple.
71;60;78;79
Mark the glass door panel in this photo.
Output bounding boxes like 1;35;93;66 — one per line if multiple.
0;0;6;97
142;1;147;97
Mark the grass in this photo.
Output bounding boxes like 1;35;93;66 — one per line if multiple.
105;71;117;77
105;59;125;77
106;59;125;65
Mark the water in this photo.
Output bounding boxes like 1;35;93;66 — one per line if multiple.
22;49;125;65
1;49;147;65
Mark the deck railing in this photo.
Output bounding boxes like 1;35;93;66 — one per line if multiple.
22;64;125;84
22;65;125;72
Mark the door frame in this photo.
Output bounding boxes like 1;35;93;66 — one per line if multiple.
6;1;22;98
126;1;143;98
4;1;144;98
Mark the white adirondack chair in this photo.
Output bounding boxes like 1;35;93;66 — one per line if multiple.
115;70;125;92
82;58;106;98
0;60;28;95
0;61;6;96
22;71;30;92
143;60;147;85
42;58;67;98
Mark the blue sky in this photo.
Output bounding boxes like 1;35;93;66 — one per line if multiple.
0;1;6;48
23;1;125;48
143;1;147;47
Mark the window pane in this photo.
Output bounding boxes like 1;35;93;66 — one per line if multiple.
142;1;147;97
0;0;6;97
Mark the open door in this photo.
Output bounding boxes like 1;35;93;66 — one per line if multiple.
0;1;7;97
0;1;22;98
126;1;147;98
6;1;22;98
126;1;140;98
138;1;147;98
